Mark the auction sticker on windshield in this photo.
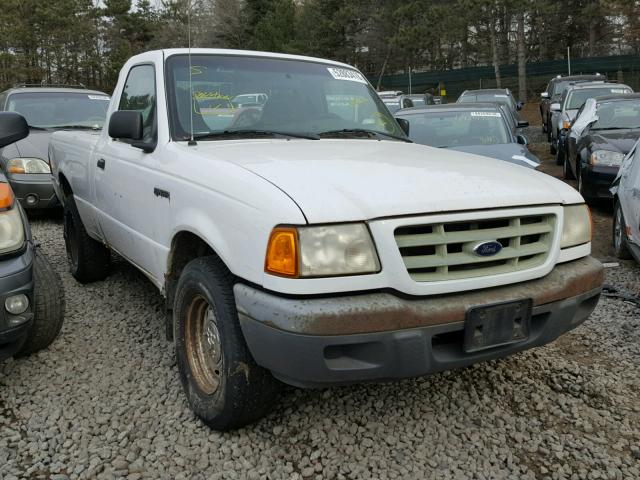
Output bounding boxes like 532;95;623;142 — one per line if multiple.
88;95;110;100
471;112;501;117
327;67;367;84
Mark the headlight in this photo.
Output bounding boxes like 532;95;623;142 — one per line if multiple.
0;183;25;255
560;204;591;248
7;157;51;174
589;150;624;166
265;224;380;278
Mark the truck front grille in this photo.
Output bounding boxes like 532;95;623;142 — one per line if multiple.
394;213;555;282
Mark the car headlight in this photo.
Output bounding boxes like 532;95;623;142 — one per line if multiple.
0;183;25;255
589;150;624;166
7;157;51;174
265;224;380;278
561;204;591;249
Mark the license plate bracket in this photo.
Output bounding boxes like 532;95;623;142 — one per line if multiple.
463;299;532;353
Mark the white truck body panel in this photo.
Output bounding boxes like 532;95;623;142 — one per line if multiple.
49;48;589;296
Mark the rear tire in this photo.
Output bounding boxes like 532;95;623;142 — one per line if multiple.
174;256;278;431
613;202;632;260
17;252;65;356
64;195;110;283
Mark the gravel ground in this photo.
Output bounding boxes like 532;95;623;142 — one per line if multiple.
1;125;640;479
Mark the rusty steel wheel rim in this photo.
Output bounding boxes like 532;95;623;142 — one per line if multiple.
185;295;223;395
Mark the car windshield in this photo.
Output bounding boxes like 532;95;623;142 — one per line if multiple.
399;110;510;148
165;54;404;140
566;87;632;110
459;93;515;110
6;91;110;128
592;100;640;130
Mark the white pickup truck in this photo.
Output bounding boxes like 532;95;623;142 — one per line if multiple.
49;49;603;430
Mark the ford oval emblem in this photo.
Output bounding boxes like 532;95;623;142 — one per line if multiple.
473;240;503;257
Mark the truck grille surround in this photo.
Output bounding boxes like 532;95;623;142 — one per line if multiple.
394;213;556;282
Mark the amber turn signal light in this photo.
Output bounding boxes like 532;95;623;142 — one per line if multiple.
265;227;299;277
0;183;15;209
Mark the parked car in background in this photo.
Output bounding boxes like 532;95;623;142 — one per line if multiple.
457;88;524;116
540;74;605;136
231;93;268;108
0;112;64;361
395;103;539;168
50;48;602;430
564;94;640;202
550;82;633;163
0;85;110;210
378;92;414;113
611;140;640;263
404;93;435;107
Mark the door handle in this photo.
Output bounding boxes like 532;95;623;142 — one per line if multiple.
97;158;106;170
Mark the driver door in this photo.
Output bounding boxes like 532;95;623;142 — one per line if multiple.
94;63;167;283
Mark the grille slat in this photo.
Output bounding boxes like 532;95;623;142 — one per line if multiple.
395;213;555;282
402;242;549;269
395;223;552;248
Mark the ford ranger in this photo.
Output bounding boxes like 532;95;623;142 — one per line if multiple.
49;49;603;431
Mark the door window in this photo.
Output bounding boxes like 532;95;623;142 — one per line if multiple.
119;64;156;142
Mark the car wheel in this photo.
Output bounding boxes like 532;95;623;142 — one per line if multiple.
562;154;574;180
613;202;633;260
174;256;279;431
546;122;552;142
550;138;557;155
63;195;110;283
16;251;65;356
555;143;564;165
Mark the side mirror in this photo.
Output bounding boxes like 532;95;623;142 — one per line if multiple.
109;110;143;141
540;92;549;99
550;103;561;112
0;112;29;149
516;101;524;110
517;120;529;128
396;117;410;136
516;134;528;145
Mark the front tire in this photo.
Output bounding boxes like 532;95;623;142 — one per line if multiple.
174;256;278;430
63;195;110;283
563;155;575;180
555;142;565;166
17;252;65;356
613;202;632;260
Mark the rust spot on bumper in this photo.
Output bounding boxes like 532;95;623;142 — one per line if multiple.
234;256;603;336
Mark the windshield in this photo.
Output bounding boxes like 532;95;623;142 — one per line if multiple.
592;100;640;130
165;54;403;140
566;87;632;110
459;93;515;110
6;91;110;128
399;110;510;148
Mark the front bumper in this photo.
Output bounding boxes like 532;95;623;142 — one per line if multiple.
8;173;60;209
580;164;618;199
235;257;603;388
0;244;35;361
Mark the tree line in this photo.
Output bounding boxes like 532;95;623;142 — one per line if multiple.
0;0;638;99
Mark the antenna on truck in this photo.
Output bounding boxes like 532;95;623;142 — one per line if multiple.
187;0;196;146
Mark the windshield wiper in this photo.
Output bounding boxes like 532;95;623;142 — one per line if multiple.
49;125;101;130
191;129;320;141
318;128;412;142
591;126;640;131
27;124;47;131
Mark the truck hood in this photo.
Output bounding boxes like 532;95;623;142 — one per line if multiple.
192;139;583;223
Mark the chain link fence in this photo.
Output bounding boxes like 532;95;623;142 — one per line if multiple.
368;55;640;103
